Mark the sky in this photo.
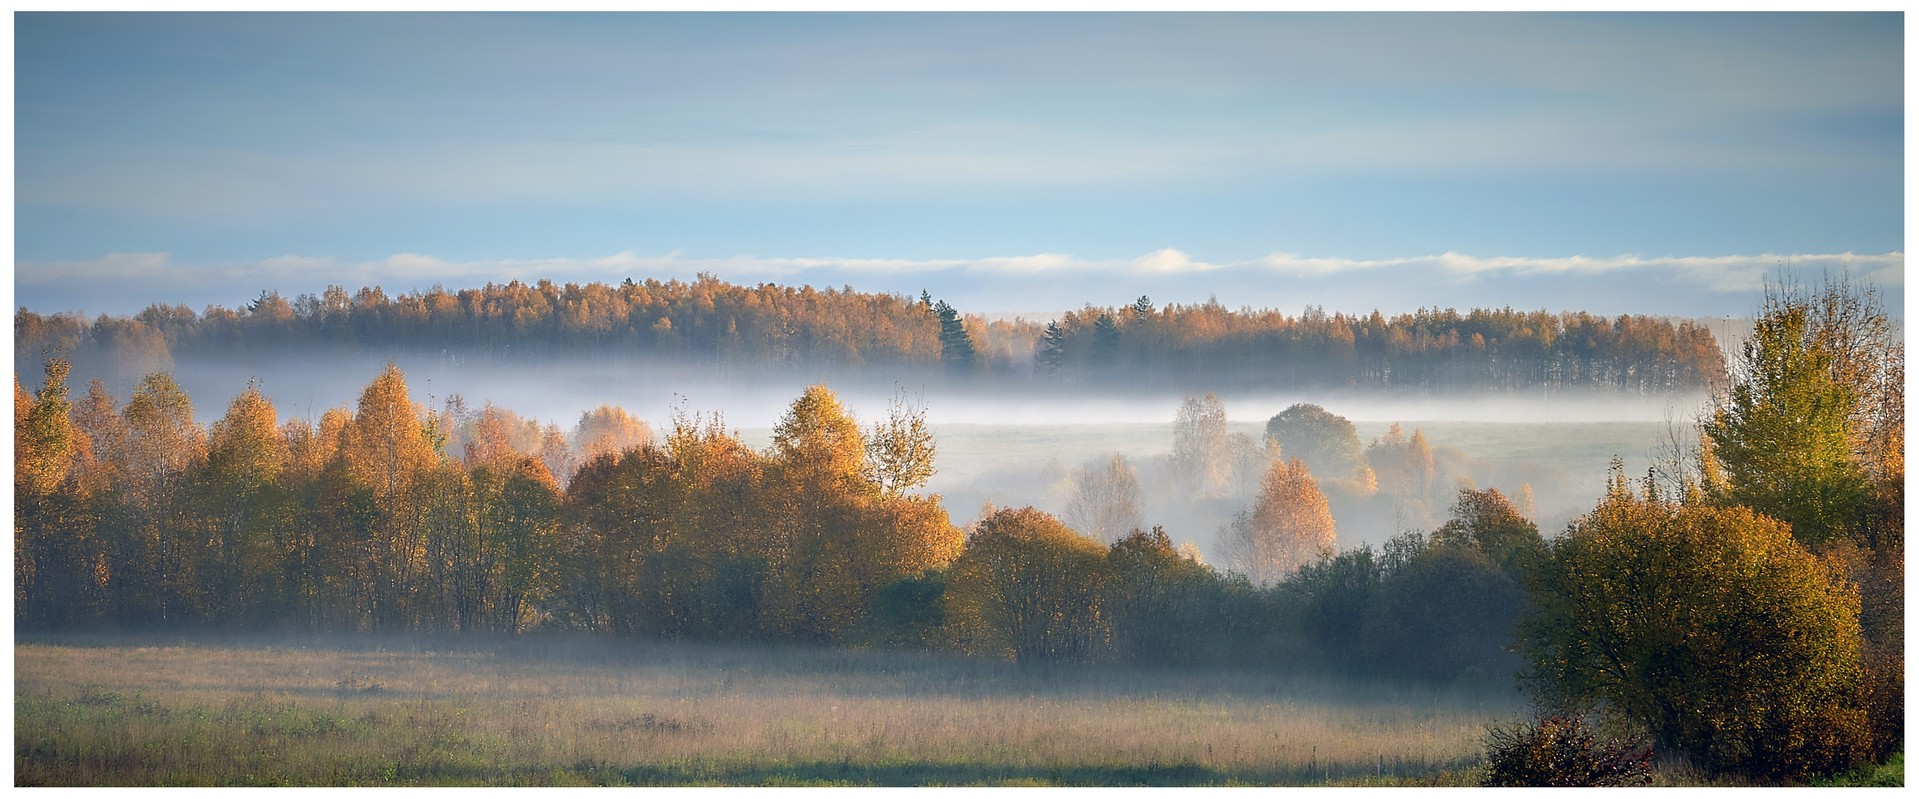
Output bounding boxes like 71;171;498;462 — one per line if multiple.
11;11;1906;320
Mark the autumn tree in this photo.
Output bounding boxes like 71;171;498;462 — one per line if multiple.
339;363;440;629
195;383;290;621
864;388;936;496
1063;453;1144;542
1172;393;1231;498
1517;470;1874;781
1429;486;1544;576
1219;457;1336;585
120;371;209;623
15;360;105;626
946;507;1108;663
16;360;79;497
572;403;653;465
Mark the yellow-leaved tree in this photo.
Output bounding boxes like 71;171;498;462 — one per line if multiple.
1219;457;1336;585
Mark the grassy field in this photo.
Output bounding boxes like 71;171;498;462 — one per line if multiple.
15;634;1519;786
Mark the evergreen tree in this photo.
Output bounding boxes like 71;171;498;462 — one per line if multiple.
932;299;977;372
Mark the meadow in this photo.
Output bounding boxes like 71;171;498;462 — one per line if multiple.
15;634;1521;786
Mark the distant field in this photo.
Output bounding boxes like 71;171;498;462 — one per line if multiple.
15;635;1519;786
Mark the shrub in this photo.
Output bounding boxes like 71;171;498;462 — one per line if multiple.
1517;472;1874;781
1480;714;1653;787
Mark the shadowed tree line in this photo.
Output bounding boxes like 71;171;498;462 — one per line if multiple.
16;278;1721;393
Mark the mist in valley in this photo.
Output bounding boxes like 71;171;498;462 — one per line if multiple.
43;345;1709;566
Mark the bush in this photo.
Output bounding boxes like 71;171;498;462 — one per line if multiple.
1480;714;1653;787
1517;473;1874;781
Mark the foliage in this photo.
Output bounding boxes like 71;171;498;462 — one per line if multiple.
1264;403;1364;479
1219;458;1336;585
1703;282;1874;547
1479;714;1654;787
18;278;1725;394
945;507;1107;663
1428;487;1543;577
863;388;937;496
1516;470;1873;780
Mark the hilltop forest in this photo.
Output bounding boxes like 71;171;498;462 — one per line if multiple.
15;276;1725;394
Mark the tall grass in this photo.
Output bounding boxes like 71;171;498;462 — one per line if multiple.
16;633;1518;786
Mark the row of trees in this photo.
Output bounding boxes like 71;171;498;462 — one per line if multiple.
14;363;956;636
15;359;1539;686
1038;298;1725;392
16;278;1722;393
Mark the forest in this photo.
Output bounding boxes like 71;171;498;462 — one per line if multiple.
14;276;1726;394
12;276;1903;786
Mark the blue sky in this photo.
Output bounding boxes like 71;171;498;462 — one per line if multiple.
12;12;1905;319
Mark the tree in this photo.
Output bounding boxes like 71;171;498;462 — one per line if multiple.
1220;458;1336;585
945;507;1107;663
1264;403;1364;480
1429;486;1544;576
1517;470;1874;781
1063;453;1144;542
1036;321;1068;376
197;383;289;621
864;388;936;496
762;385;959;642
121;371;209;624
338;363;439;629
1171;393;1230;497
15;359;106;627
571;403;652;464
1102;526;1219;664
1129;295;1154;322
1703;276;1891;549
932;299;977;372
1089;313;1121;367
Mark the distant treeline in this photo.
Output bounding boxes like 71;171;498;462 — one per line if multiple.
14;276;1724;392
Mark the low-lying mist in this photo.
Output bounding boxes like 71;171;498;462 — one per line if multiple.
89;350;1700;561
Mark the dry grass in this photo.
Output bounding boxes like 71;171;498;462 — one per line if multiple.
15;633;1518;786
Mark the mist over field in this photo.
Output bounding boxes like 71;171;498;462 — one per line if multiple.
15;10;1902;788
76;348;1700;563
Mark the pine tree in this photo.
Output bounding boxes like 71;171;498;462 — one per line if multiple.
931;300;977;372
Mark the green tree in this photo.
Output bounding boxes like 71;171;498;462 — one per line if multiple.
931;299;977;372
1089;313;1121;367
1264;403;1364;481
1517;470;1873;781
1703;278;1880;547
